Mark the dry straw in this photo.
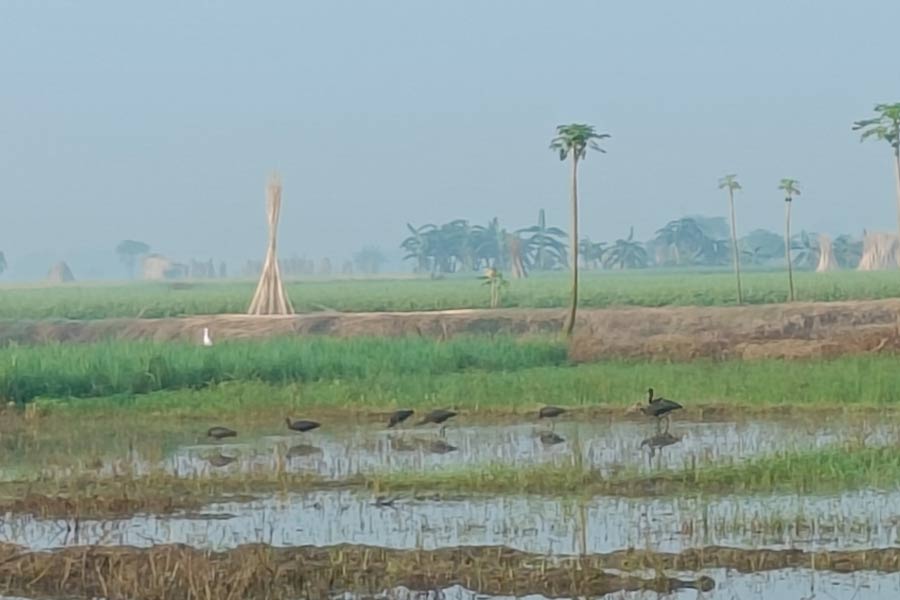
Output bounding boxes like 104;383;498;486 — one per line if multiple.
248;173;294;315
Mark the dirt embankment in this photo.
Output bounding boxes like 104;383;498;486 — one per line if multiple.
4;299;900;361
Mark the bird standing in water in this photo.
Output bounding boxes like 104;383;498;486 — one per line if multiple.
641;388;682;433
387;409;415;428
207;426;237;440
418;409;457;437
285;418;321;433
538;405;566;430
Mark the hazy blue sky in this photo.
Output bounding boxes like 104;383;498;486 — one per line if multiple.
2;0;899;278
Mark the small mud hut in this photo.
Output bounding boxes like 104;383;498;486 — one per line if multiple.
46;261;75;283
816;234;838;272
248;174;294;315
858;231;900;271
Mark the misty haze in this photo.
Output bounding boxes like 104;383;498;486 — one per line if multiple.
2;2;900;599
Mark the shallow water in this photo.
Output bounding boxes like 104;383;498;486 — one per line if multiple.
4;488;900;553
16;415;889;483
346;571;900;599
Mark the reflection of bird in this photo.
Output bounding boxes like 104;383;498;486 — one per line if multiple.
538;406;566;430
388;409;415;428
285;418;321;433
202;327;213;347
207;426;237;440
207;453;236;467
640;431;681;457
641;388;682;432
418;409;457;437
286;443;322;458
427;439;458;454
539;430;565;446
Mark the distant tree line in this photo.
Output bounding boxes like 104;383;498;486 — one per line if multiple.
400;211;864;275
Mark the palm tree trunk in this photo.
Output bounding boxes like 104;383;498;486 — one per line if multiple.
785;199;795;302
563;156;580;336
728;190;743;304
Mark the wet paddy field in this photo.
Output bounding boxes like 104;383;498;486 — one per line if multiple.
1;411;900;598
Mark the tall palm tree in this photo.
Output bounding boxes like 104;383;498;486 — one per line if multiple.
778;178;801;301
718;174;743;304
550;124;610;336
853;103;900;241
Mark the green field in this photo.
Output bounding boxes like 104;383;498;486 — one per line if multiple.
9;334;900;410
2;269;900;319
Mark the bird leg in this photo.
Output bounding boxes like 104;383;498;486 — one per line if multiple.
439;424;447;438
663;415;672;433
655;417;663;434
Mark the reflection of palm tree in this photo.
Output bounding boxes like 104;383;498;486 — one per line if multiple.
518;209;568;270
779;178;801;301
603;227;648;269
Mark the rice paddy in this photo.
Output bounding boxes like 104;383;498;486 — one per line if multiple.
3;276;900;599
2;268;900;320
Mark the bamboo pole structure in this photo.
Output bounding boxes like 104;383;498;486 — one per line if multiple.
248;174;294;315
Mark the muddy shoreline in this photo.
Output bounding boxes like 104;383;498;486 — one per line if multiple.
4;542;900;599
4;298;900;361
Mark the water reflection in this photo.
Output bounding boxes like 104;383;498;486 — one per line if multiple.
3;489;899;553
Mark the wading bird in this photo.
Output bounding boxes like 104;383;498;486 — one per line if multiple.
207;426;237;440
285;418;321;433
427;438;458;454
538;405;566;430
641;388;682;433
202;327;213;347
418;409;457;437
387;409;415;428
639;431;681;458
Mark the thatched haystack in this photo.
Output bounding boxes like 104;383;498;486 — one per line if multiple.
248;174;294;315
816;234;838;272
858;231;900;271
142;254;188;280
47;261;75;283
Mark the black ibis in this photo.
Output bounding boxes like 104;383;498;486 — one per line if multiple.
387;409;415;428
285;418;321;433
640;388;682;432
538;405;566;430
207;426;237;440
418;409;457;437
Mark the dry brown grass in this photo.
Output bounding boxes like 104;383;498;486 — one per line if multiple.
4;542;900;599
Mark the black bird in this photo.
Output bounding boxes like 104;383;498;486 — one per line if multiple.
539;430;565;446
207;426;237;440
640;431;681;458
388;409;415;428
640;388;682;432
418;409;457;437
539;405;566;419
285;418;321;433
286;443;322;459
538;405;566;430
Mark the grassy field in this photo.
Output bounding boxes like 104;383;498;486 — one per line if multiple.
10;333;900;409
3;269;900;319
